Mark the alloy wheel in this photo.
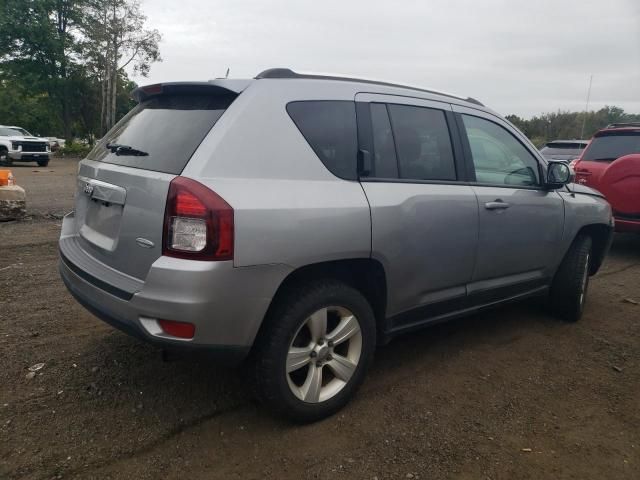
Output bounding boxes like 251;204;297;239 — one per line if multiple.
286;306;362;403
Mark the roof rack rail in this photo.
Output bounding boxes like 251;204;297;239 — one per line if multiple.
255;68;484;106
606;122;640;129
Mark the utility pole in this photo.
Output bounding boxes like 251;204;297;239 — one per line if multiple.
580;75;593;139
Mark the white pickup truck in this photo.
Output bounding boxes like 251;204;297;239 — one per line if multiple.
0;125;52;166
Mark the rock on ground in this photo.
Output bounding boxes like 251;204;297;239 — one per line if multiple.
0;185;26;221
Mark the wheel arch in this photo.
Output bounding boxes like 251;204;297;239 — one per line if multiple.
254;258;388;348
576;223;613;275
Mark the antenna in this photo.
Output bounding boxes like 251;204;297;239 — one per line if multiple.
225;68;230;79
580;75;593;139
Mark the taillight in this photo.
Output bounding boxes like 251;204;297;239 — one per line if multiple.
163;177;233;260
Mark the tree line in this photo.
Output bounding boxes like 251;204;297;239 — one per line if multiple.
2;4;639;148
0;0;160;142
506;106;640;148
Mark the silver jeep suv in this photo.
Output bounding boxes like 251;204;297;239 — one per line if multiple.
59;68;613;422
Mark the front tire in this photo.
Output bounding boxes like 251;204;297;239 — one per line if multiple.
253;280;376;423
37;159;49;167
550;235;592;322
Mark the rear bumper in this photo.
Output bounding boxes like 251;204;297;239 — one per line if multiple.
59;215;291;358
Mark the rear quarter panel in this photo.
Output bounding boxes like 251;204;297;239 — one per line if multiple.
181;80;372;268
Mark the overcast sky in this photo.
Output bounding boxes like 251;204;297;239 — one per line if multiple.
132;0;640;118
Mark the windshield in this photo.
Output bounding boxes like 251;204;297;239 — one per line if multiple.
87;93;235;174
0;127;29;136
582;132;640;161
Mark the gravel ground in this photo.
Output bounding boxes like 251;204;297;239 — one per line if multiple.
1;160;639;480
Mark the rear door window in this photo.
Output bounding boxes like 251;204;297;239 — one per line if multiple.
286;101;358;180
386;104;457;181
88;93;235;174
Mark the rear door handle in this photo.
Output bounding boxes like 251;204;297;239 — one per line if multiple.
485;200;510;210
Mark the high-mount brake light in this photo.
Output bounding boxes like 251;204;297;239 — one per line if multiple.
142;84;163;96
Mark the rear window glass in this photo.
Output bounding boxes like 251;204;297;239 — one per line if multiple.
544;142;586;150
539;147;583;157
286;101;358;180
582;132;640;161
87;93;234;174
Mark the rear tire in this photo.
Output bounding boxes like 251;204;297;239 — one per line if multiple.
550;235;592;322
252;280;376;423
37;159;49;167
0;147;11;166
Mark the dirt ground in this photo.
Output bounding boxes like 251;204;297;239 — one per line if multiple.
4;158;78;218
1;159;639;480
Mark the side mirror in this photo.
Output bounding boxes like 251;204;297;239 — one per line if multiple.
546;161;573;189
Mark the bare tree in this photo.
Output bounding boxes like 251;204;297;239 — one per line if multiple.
83;0;161;134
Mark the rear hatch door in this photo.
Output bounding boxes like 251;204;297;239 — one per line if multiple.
71;83;241;281
575;130;640;192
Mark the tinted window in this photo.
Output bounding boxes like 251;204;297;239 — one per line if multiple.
544;142;587;150
287;101;358;180
387;104;456;181
462;115;540;186
88;94;234;174
370;103;399;178
582;132;640;161
540;146;583;157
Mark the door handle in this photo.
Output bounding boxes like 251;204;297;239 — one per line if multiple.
485;200;510;210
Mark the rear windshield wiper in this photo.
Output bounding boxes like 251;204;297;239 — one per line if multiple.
106;143;149;156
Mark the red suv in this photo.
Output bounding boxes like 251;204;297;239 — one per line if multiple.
573;123;640;233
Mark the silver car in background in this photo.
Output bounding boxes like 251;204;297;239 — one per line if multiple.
540;139;589;163
59;68;613;422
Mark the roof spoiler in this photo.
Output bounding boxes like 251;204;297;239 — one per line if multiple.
131;80;251;103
